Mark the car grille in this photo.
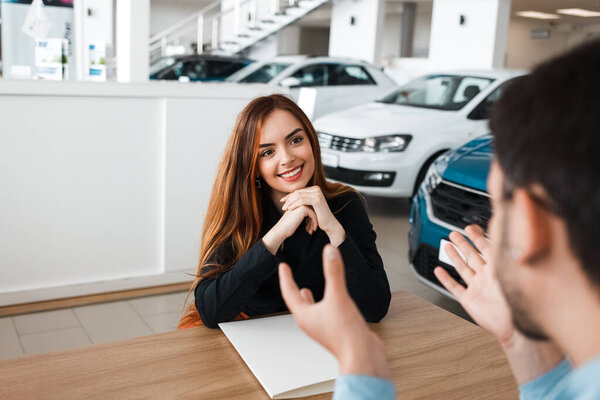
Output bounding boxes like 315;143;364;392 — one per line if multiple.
318;132;363;152
411;244;466;290
430;181;491;230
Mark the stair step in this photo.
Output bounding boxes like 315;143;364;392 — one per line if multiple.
219;0;330;55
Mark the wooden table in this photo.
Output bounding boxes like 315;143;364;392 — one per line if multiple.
0;291;517;399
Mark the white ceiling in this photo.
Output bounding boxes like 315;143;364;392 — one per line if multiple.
512;0;600;23
150;0;600;25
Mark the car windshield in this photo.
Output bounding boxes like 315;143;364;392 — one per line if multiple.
240;63;291;83
377;74;494;111
150;57;177;75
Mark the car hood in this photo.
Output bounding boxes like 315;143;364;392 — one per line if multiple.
314;102;454;138
441;135;493;192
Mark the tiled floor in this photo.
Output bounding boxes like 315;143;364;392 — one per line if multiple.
0;195;470;362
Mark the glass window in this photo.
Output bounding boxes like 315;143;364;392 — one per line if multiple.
179;60;208;80
208;60;247;80
149;57;177;76
240;63;291;83
468;79;515;120
378;75;495;111
452;77;491;103
291;64;329;87
329;65;375;86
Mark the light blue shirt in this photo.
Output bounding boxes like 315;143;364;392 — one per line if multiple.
519;356;600;400
333;375;395;400
333;356;600;400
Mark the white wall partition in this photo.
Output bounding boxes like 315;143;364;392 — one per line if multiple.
0;81;281;296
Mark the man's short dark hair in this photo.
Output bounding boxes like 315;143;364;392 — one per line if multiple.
490;39;600;289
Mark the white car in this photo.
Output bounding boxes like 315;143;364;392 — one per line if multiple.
314;70;526;197
227;55;397;119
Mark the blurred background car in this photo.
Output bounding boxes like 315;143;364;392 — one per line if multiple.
227;55;397;119
314;70;524;198
149;54;253;82
408;134;493;297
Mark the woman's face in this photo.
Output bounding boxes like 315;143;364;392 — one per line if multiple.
257;109;315;202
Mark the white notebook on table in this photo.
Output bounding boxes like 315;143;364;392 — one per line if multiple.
219;314;339;399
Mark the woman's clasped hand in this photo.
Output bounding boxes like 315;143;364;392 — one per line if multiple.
281;186;346;244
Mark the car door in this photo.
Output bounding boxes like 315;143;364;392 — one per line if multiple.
317;64;387;118
445;77;502;143
286;63;382;119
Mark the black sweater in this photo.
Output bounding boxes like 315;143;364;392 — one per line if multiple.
195;191;391;328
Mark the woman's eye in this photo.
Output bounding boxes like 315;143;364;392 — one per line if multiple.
290;136;303;145
261;149;274;157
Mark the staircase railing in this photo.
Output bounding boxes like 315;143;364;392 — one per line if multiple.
149;0;221;62
149;0;315;62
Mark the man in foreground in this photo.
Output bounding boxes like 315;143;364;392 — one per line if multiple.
279;38;600;399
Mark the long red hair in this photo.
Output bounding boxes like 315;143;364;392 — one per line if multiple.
178;94;355;328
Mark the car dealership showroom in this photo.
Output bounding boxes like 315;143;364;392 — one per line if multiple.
1;0;600;398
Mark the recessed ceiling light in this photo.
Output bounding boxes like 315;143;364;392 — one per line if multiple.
557;8;600;17
516;11;560;20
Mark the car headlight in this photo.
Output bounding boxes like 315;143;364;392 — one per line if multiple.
433;150;453;173
423;163;442;194
362;134;412;153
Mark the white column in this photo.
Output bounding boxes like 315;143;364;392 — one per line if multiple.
429;0;510;69
328;0;386;65
116;0;150;83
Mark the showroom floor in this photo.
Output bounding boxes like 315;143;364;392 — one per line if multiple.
0;195;470;362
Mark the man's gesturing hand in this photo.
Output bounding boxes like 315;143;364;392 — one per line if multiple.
279;244;391;379
434;225;564;385
434;225;515;344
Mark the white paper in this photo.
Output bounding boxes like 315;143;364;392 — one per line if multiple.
297;88;317;120
35;39;68;80
22;0;52;39
219;314;338;399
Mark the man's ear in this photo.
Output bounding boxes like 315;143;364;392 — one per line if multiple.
510;188;551;265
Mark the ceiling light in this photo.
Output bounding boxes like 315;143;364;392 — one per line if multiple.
516;11;560;20
557;8;600;17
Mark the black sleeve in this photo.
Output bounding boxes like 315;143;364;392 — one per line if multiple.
336;194;391;322
194;240;280;328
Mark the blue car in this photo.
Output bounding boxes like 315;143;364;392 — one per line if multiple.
409;135;492;296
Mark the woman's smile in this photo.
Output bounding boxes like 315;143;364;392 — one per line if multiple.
279;164;304;182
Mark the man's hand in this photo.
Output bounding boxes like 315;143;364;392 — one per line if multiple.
279;244;391;379
434;225;515;344
435;225;564;384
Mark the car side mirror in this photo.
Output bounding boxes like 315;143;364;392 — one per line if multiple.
280;77;301;87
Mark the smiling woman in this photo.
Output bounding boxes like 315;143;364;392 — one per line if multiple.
178;94;391;329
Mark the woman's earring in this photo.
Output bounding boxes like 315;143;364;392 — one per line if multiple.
255;177;261;189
